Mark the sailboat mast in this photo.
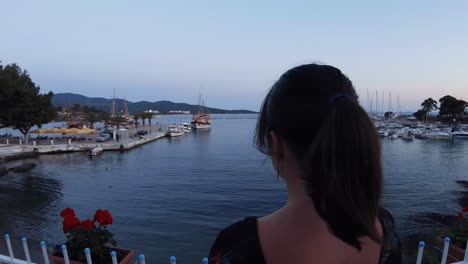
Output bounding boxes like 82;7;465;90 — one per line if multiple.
389;92;393;113
198;93;202;114
397;96;402;116
382;91;385;115
123;97;129;116
375;91;378;116
366;88;369;112
111;88;116;116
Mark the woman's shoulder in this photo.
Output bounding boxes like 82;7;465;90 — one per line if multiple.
209;217;265;264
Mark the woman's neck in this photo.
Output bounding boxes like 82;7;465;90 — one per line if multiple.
282;177;319;218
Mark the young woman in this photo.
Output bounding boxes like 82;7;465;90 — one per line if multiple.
209;64;401;264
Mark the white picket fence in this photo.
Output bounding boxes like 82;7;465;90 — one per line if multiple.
5;234;468;264
0;234;209;264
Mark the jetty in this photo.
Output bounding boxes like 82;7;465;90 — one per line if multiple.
33;131;166;154
0;125;167;159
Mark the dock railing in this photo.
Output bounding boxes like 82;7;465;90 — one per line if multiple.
0;234;209;264
2;234;468;264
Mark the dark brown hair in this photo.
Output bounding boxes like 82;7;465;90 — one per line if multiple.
255;64;382;250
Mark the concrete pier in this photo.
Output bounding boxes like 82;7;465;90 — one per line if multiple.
35;131;167;154
1;131;167;157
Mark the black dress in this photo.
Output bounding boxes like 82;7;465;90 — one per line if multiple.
208;208;401;264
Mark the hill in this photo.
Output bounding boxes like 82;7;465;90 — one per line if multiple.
51;93;256;114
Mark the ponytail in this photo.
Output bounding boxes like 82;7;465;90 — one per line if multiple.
302;97;382;250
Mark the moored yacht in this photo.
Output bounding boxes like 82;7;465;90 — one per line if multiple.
451;130;468;140
425;129;452;140
181;123;192;133
191;94;211;129
167;125;184;137
402;131;414;141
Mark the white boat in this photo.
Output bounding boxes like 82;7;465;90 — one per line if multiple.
87;147;103;156
191;94;211;129
378;129;389;137
425;130;452;140
191;120;211;129
181;123;192;133
167;125;184;137
402;131;414;141
451;130;468;139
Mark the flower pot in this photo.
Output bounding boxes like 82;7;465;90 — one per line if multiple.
436;237;466;263
49;247;135;264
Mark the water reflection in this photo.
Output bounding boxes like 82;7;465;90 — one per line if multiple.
0;171;62;241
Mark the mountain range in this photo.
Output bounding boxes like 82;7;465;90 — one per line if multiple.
52;93;256;114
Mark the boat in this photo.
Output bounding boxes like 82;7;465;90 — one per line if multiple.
389;132;398;139
87;147;103;156
424;130;452;140
451;130;468;140
167;125;184;137
414;134;427;140
181;123;192;133
191;94;211;129
378;129;389;137
107;92;135;126
402;131;414;141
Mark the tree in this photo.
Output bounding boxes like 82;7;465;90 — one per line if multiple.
0;63;56;142
140;113;147;126
421;98;438;123
421;98;438;112
384;111;394;119
140;112;155;127
85;112;99;129
99;112;111;127
146;112;154;127
0;62;21;128
413;110;426;121
133;113;140;127
110;115;125;129
439;95;466;119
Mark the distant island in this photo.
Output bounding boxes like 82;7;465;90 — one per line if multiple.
52;93;257;115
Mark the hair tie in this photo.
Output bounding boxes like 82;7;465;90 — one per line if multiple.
329;93;353;104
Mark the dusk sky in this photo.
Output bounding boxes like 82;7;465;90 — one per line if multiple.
2;1;467;111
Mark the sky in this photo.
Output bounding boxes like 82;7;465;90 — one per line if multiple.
2;1;467;111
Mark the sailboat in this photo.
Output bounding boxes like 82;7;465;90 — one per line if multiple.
107;90;134;126
191;94;211;129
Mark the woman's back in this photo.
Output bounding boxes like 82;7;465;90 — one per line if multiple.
257;207;382;264
209;64;401;264
209;208;400;264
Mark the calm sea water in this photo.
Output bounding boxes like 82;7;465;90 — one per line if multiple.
1;114;468;263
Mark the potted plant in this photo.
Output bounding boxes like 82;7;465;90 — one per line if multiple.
436;206;468;262
50;208;135;264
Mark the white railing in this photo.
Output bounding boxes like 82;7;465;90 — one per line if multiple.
4;234;465;263
0;234;209;264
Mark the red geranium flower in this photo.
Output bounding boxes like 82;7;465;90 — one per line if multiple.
458;212;464;219
81;219;95;230
94;209;113;225
60;208;75;218
63;216;80;233
462;206;468;212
